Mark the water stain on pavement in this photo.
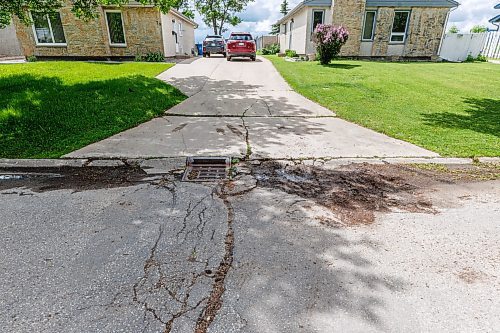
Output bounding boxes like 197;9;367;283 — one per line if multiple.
252;161;500;226
0;165;148;193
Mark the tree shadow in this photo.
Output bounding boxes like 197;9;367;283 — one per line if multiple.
321;63;361;70
0;74;186;158
212;182;408;332
422;98;500;138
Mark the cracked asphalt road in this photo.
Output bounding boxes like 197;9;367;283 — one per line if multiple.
65;56;437;159
1;164;499;332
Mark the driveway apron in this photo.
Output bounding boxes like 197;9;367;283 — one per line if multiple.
65;57;438;159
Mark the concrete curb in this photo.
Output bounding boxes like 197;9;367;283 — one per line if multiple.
0;157;498;174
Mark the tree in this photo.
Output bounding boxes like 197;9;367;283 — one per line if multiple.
448;25;459;34
269;0;288;35
280;0;289;16
470;25;487;33
171;0;195;19
0;0;176;28
270;23;280;35
195;0;253;35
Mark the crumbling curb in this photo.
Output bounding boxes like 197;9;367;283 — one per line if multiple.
0;156;498;174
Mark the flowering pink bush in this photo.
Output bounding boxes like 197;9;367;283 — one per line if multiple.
312;24;349;65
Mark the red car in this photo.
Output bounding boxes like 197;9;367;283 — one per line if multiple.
226;32;256;62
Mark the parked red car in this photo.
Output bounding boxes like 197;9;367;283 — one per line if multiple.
226;32;256;61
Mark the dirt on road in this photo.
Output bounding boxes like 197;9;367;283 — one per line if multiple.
252;161;500;226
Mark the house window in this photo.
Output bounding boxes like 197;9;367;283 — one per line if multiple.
362;11;376;41
281;23;287;34
32;12;66;45
105;11;126;46
312;10;324;32
179;22;183;37
390;11;410;43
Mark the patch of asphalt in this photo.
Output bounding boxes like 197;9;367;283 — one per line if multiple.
1;160;499;332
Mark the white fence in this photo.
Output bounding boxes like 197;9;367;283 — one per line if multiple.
439;32;500;62
439;33;487;62
483;32;500;59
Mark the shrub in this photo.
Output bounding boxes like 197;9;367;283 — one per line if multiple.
476;54;487;62
27;55;37;62
140;52;165;62
262;43;280;55
465;54;488;62
285;49;298;58
465;54;475;62
312;24;349;65
470;25;487;33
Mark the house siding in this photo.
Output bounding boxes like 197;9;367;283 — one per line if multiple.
161;11;196;57
0;23;23;56
278;5;332;55
332;0;451;58
332;0;367;56
14;2;164;58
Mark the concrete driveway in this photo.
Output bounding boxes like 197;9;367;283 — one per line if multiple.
66;57;438;159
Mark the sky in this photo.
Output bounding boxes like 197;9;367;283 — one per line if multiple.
193;0;499;43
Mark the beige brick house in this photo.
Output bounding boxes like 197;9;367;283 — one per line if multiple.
277;0;459;60
11;1;197;59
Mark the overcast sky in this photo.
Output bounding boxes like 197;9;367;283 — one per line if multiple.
193;0;499;42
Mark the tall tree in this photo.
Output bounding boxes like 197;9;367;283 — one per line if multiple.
269;0;288;35
280;0;289;16
195;0;254;35
0;0;176;28
171;0;194;19
270;23;280;35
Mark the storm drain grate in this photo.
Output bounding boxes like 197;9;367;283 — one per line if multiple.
182;157;231;182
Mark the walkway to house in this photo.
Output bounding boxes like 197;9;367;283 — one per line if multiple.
66;57;438;159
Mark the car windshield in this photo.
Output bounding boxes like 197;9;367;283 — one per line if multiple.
229;34;253;41
205;36;223;42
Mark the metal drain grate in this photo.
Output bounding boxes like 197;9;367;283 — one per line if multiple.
182;157;231;182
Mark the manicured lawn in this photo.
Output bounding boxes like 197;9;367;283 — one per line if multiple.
0;62;186;158
266;56;500;157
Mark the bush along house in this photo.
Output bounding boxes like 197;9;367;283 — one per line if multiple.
277;0;460;60
12;0;197;60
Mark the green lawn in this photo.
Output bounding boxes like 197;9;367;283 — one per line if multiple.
0;62;186;158
266;56;500;157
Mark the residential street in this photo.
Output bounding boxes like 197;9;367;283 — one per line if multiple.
2;56;499;333
65;57;437;159
1;162;499;332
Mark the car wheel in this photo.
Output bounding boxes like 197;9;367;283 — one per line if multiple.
223;52;227;58
251;56;256;61
227;57;231;62
207;53;211;57
203;54;206;57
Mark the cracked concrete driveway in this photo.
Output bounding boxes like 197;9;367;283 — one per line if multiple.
1;163;499;333
65;57;438;159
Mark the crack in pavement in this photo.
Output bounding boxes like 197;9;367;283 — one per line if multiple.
194;184;235;333
240;102;255;160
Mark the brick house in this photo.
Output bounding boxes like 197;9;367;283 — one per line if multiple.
10;1;197;59
277;0;459;60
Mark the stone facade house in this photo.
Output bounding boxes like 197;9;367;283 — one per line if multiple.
9;1;197;59
277;0;460;60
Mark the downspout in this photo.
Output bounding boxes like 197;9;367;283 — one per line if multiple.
438;5;458;57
